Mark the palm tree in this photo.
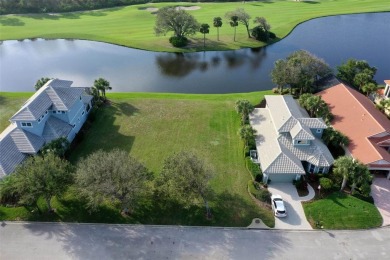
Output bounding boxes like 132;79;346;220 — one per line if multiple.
333;156;354;191
362;83;377;97
199;24;210;49
213;17;223;41
238;125;256;148
229;16;239;42
93;78;111;100
350;162;372;193
235;100;254;125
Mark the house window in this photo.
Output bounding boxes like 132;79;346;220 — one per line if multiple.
316;129;322;133
81;111;85;116
21;122;32;127
62;111;66;114
38;118;41;123
297;140;309;145
45;110;48;114
80;96;82;100
318;167;325;174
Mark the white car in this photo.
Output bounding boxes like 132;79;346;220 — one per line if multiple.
271;194;287;218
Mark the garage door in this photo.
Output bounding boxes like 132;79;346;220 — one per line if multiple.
269;173;295;183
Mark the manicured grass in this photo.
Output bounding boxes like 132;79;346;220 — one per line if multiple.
0;0;389;52
0;92;31;132
0;91;275;227
303;192;382;229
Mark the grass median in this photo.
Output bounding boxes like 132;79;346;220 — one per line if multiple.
0;91;275;227
1;0;389;52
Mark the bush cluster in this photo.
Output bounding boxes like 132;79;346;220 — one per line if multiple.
169;36;188;47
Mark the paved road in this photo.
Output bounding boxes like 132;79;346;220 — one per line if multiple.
1;222;389;260
268;183;314;230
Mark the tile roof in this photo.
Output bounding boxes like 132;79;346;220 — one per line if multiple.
0;125;27;177
318;83;390;166
42;116;73;143
298;118;327;129
250;95;334;175
10;128;45;154
290;122;315;140
385;80;390;85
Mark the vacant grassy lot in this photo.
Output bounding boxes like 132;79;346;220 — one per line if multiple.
0;91;275;227
303;192;382;229
0;0;389;52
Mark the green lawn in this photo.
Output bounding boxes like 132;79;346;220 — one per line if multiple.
0;0;389;52
0;91;275;227
303;192;382;229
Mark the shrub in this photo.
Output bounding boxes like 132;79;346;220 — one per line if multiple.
272;87;279;94
169;36;188;47
255;173;263;183
269;31;276;39
352;193;374;204
257;189;271;203
295;176;307;191
251;26;268;42
319;177;333;191
246;157;261;179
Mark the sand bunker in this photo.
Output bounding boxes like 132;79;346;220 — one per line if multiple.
175;6;201;11
144;7;159;12
143;6;201;12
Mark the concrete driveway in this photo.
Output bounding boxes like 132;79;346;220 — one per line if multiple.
268;183;314;230
371;177;390;226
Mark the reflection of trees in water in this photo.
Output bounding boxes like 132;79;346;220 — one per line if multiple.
224;47;267;70
156;53;201;77
156;47;267;77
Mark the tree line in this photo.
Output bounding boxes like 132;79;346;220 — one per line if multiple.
0;145;214;219
155;7;274;48
0;0;256;15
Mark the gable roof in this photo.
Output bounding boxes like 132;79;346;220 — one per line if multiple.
10;128;45;154
290;122;315;140
10;79;82;121
318;83;390;165
0;125;28;177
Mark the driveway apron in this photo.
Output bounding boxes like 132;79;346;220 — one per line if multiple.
268;183;313;230
371;177;390;226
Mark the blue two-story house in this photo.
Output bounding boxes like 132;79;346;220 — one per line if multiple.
0;79;93;177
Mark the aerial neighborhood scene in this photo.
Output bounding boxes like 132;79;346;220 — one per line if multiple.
0;0;389;258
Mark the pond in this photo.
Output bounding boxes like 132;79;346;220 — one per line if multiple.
0;12;389;93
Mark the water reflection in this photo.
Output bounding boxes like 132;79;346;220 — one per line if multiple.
0;13;389;93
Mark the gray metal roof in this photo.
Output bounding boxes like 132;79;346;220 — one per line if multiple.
0;125;28;177
249;95;334;175
42;116;73;143
10;128;44;154
11;79;86;121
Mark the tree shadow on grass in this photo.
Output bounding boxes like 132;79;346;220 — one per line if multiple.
20;204;289;260
329;192;348;208
0;17;25;26
132;190;273;227
111;101;139;117
69;104;136;163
